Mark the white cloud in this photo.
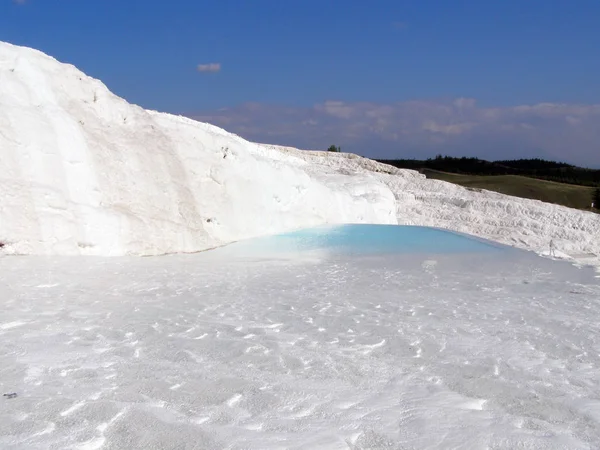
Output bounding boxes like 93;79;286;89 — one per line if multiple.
317;101;357;119
422;121;475;135
187;99;600;168
197;63;221;73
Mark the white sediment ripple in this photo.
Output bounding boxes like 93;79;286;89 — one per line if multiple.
0;244;599;448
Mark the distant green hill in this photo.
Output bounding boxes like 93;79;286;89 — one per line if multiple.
375;156;599;211
421;170;596;210
376;156;600;187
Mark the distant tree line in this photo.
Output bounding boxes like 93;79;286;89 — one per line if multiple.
594;187;600;210
376;155;600;187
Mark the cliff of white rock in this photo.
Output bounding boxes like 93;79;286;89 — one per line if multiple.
1;41;598;269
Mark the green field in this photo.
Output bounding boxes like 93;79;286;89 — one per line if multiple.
421;169;596;211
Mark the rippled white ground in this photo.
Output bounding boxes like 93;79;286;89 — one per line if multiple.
1;248;600;449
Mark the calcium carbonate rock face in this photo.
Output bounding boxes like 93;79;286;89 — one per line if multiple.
0;42;396;255
0;41;599;268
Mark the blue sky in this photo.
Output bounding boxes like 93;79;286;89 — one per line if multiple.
2;0;600;166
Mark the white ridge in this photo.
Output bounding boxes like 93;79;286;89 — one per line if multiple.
0;41;598;269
